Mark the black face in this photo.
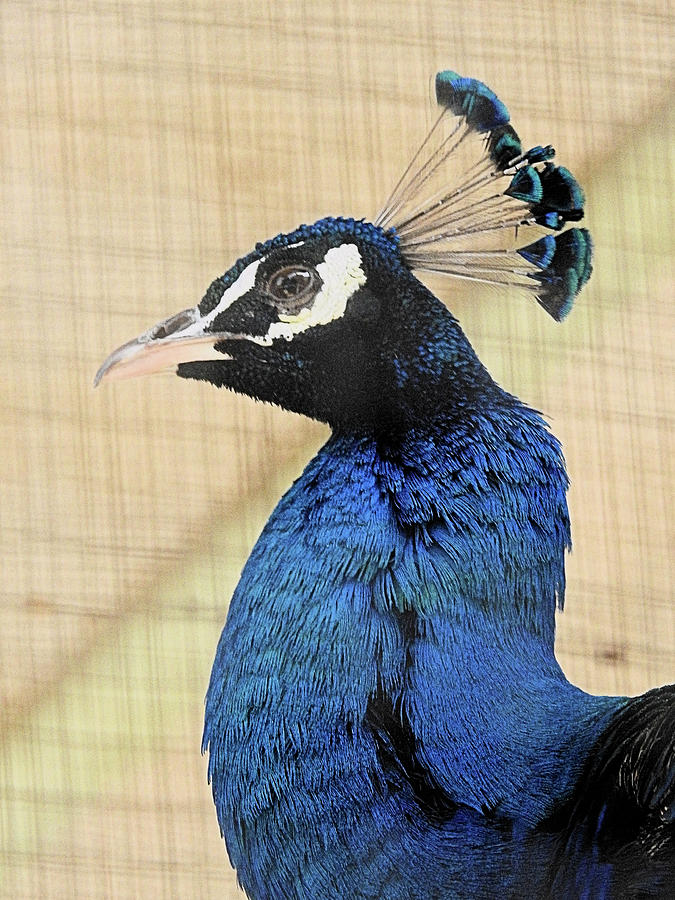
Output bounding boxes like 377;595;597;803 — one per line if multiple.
173;217;491;431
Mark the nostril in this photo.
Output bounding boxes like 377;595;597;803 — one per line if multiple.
151;309;197;340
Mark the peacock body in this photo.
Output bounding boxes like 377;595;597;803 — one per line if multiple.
97;72;674;899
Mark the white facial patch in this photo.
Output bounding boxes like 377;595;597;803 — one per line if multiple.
197;258;262;331
264;244;367;342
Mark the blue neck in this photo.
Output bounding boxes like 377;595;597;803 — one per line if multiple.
366;393;571;640
203;402;620;897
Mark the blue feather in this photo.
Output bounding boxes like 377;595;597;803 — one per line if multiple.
486;123;523;169
504;166;543;203
435;71;510;133
517;234;557;269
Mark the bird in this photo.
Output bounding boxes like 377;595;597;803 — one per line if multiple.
96;72;674;899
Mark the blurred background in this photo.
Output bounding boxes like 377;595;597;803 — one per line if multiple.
1;1;673;897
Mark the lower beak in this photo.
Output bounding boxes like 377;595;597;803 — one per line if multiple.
94;307;235;386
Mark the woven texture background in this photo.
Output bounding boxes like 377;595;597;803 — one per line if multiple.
1;1;673;896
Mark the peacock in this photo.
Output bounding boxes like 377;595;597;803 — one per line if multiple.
96;72;674;899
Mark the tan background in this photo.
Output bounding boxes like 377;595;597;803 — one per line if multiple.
1;1;673;897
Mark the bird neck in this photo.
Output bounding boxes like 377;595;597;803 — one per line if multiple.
333;388;571;649
314;419;611;821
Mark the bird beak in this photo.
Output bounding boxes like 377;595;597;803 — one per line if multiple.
94;307;237;386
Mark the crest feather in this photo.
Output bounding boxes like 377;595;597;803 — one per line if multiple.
376;71;592;321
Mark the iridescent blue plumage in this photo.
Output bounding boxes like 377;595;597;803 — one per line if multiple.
435;70;510;132
485;124;522;169
504;165;543;203
96;72;674;900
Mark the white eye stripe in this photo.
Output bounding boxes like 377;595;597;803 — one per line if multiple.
170;258;263;342
204;259;262;326
264;244;366;342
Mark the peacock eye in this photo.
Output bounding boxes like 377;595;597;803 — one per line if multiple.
264;265;320;313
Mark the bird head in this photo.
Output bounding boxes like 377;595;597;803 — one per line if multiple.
95;216;491;430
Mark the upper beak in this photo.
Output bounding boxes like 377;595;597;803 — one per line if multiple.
94;307;237;386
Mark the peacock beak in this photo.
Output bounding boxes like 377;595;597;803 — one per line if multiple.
94;307;236;386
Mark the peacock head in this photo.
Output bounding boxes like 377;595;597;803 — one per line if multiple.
94;217;491;429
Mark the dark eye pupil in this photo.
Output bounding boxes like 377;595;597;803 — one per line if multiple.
271;269;311;299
